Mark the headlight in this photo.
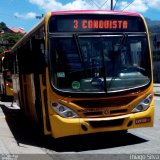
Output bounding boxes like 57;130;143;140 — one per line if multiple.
131;94;153;113
51;101;79;118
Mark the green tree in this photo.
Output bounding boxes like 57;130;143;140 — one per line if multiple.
2;33;23;44
0;22;24;53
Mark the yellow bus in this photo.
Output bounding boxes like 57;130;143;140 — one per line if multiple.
0;50;14;101
11;10;154;138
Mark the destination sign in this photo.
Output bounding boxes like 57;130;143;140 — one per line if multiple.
49;14;145;32
73;19;128;30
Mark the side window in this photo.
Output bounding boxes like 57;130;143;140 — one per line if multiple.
18;27;45;74
18;41;32;74
32;38;45;73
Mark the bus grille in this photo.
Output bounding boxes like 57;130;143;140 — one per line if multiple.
73;96;136;118
73;96;136;108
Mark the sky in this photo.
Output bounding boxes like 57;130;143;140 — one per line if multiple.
1;0;160;32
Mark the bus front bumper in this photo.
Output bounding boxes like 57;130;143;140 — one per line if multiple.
49;105;154;138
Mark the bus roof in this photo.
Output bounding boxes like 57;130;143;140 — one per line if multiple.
51;10;140;17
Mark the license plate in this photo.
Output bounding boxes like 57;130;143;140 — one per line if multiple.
135;117;151;124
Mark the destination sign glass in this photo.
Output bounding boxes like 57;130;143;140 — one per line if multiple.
49;14;146;32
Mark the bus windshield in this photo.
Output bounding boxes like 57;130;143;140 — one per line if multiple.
49;33;151;93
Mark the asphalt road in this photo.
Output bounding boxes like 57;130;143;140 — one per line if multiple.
0;96;160;160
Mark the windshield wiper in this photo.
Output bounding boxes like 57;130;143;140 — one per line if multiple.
73;33;83;62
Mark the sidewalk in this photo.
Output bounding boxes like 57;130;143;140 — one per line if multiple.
154;83;160;96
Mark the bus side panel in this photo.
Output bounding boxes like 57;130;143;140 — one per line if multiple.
19;74;38;121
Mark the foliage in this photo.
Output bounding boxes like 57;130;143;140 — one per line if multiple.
1;32;23;44
0;22;24;53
